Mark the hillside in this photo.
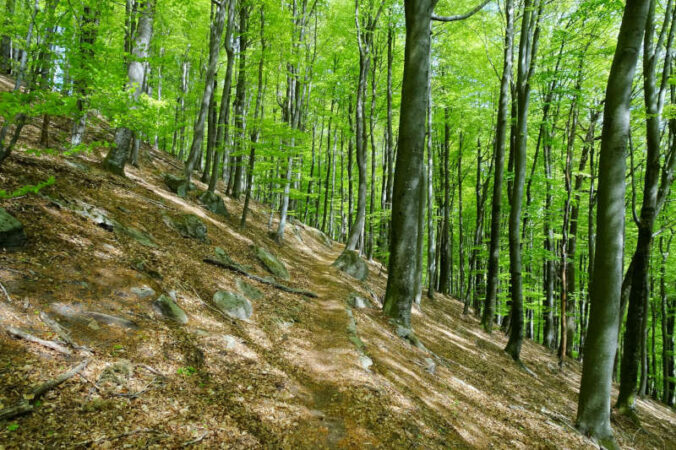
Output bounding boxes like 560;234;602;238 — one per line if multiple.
1;87;675;448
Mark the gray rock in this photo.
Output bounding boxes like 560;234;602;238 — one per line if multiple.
114;222;157;248
86;311;139;329
348;293;371;309
423;357;436;375
213;291;253;321
198;191;228;217
223;335;238;350
153;294;188;324
346;309;357;335
0;207;26;249
312;229;332;248
359;355;374;371
166;214;208;242
131;286;156;299
70;201;116;231
164;174;194;198
214;247;235;265
254;247;290;280
236;279;263;301
332;250;368;281
395;324;426;351
348;334;366;353
65;159;89;172
51;303;138;329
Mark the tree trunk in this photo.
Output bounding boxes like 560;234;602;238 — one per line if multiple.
439;107;452;295
660;234;674;405
102;0;156;176
208;0;236;192
70;5;100;148
483;0;514;333
426;72;436;298
182;0;227;183
617;0;676;415
382;0;432;327
230;4;250;199
505;0;541;362
0;0;15;75
241;6;266;228
576;0;649;444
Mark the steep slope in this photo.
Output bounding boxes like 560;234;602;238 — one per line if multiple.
1;86;675;448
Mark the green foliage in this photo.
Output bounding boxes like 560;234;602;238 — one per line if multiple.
0;177;55;199
177;366;198;376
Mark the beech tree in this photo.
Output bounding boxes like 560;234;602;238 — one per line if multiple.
576;0;650;445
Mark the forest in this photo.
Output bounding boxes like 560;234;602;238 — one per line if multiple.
0;0;675;448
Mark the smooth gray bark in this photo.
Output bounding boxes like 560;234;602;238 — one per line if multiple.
576;0;650;445
102;0;155;176
183;0;227;182
483;0;513;333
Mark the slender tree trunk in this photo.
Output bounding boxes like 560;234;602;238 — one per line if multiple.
202;77;219;182
0;0;15;75
660;234;674;405
0;0;39;166
483;0;514;333
208;0;236;192
344;1;383;253
70;6;100;148
183;0;227;183
241;7;266;228
617;0;676;414
576;0;650;444
505;0;541;362
230;4;250;198
102;0;155;175
439;107;452;295
426;72;436;297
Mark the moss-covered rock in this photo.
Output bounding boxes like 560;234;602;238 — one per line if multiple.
165;214;208;242
313;229;332;248
254;246;290;280
348;293;371;309
113;222;158;248
153;294;188;324
213;291;253;321
332;250;368;281
164;174;194;198
236;279;263;301
198;191;228;217
214;247;234;265
0;207;26;250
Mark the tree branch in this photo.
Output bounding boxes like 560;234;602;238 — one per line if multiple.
432;0;492;23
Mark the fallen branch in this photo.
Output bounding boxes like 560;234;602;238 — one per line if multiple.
0;359;89;421
6;326;72;355
136;364;166;378
0;281;13;302
39;312;93;355
203;258;319;298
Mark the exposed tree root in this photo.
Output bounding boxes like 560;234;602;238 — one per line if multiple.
39;312;93;355
203;258;318;298
5;326;72;355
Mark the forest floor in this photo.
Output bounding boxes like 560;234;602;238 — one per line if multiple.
1;75;675;449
